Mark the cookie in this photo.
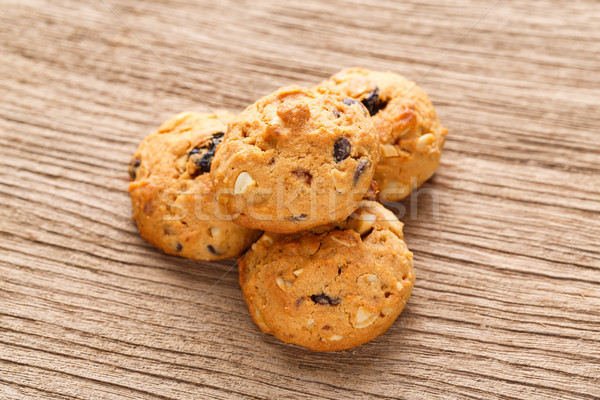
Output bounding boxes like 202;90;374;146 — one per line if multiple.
210;85;380;234
239;200;415;352
128;111;261;261
317;68;447;201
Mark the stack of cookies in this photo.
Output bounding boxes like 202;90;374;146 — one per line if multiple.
128;68;447;352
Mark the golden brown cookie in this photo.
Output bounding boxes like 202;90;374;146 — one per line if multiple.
317;68;447;201
239;201;415;352
128;111;261;261
210;86;379;234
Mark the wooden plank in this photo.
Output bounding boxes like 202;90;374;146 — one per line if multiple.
1;0;599;398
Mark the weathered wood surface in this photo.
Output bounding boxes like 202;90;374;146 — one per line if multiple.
1;0;599;398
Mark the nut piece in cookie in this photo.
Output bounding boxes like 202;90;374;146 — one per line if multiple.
210;85;380;234
128;111;261;261
239;200;415;352
316;68;448;201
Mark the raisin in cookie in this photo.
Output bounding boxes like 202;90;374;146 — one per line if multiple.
210;86;379;234
317;68;447;201
128;111;261;261
239;201;415;352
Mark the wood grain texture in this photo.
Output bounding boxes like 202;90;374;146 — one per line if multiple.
1;0;599;398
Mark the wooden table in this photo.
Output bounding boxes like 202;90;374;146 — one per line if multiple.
1;0;599;398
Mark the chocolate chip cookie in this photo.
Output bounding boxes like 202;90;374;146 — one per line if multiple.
128;111;261;261
317;68;447;201
210;86;380;234
239;201;415;352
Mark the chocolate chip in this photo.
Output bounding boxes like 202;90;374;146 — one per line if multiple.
333;137;351;162
295;297;305;307
354;160;369;185
192;153;214;175
292;168;312;185
212;131;225;141
361;87;388;116
332;109;341;118
188;131;225;178
343;98;358;106
311;293;341;306
128;158;141;181
175;243;183;252
207;244;220;255
366;180;379;200
287;214;307;221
